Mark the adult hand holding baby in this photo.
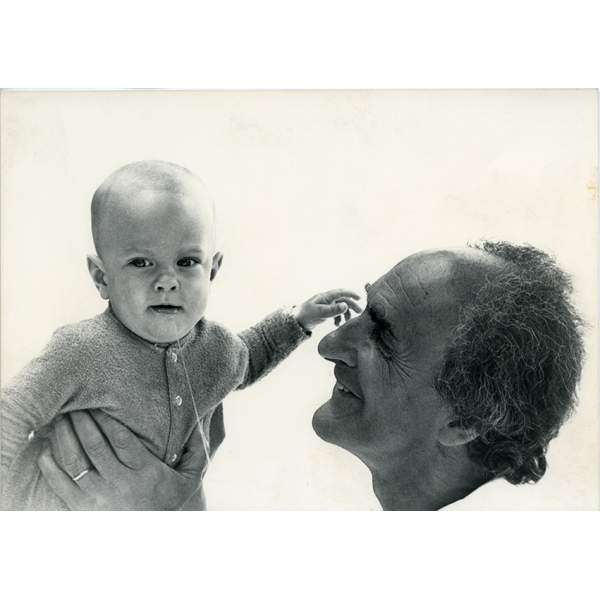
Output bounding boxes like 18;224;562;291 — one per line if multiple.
33;289;360;511
38;410;204;510
293;288;362;332
2;160;365;510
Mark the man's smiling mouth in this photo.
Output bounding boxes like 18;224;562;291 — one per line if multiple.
336;382;355;395
329;378;363;417
333;367;362;399
334;381;361;400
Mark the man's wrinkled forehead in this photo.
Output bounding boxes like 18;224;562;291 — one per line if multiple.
370;251;456;308
367;248;498;323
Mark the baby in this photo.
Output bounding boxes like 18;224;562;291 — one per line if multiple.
1;160;360;510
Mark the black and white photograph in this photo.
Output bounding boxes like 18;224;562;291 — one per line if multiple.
1;89;597;511
1;2;599;598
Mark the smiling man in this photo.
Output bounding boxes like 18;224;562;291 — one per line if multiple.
31;241;584;510
313;242;585;510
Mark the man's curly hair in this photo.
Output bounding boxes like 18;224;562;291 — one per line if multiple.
434;241;585;484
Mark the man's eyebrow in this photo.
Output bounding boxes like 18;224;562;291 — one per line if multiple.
364;282;391;328
367;305;391;330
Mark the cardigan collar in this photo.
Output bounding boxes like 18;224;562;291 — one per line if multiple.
105;303;200;352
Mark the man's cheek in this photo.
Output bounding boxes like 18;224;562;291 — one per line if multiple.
369;356;408;402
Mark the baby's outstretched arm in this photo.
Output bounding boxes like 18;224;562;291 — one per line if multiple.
236;289;360;390
292;288;362;333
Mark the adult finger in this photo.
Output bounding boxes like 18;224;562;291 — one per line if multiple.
177;426;208;480
69;411;122;477
38;447;86;510
67;468;105;497
49;414;91;478
90;410;148;470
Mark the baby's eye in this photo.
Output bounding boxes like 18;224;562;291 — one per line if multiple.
129;258;152;268
178;257;201;267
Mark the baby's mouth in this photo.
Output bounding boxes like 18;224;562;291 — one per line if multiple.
150;304;183;315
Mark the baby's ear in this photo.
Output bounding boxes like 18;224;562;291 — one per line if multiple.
210;252;224;281
87;255;109;300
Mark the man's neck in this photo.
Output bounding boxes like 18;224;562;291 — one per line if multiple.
370;446;491;511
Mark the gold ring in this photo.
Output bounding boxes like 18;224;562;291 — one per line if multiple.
72;469;90;482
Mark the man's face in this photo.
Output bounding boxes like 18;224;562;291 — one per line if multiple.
97;188;217;344
313;249;470;469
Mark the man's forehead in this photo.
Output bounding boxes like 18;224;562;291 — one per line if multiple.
367;248;497;317
370;251;455;302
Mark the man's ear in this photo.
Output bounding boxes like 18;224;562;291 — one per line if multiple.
87;255;110;300
438;419;479;447
210;251;223;281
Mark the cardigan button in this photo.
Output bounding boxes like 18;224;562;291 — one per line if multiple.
170;351;178;363
174;395;183;407
170;453;178;463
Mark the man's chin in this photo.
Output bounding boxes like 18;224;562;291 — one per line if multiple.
312;399;362;444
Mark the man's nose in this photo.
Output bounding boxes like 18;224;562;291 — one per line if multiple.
154;272;179;293
317;318;358;367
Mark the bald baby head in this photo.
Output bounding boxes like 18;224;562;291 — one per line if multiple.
87;160;223;343
91;160;215;258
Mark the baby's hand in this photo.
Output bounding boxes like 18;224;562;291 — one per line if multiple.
293;288;362;332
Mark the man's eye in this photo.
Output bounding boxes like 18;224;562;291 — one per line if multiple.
178;257;200;267
129;258;151;268
372;327;393;358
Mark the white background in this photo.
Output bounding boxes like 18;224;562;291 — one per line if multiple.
1;1;599;600
2;89;597;510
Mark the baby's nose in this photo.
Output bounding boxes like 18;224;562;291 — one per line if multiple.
154;275;179;292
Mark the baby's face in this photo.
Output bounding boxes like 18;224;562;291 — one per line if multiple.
98;188;217;344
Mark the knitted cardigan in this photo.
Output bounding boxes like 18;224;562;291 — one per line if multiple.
1;306;308;509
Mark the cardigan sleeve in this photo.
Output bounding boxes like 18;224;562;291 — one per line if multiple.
236;308;309;389
1;325;86;509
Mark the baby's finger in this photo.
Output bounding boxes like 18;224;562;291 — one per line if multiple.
318;288;361;304
310;301;349;322
328;301;349;317
336;297;362;314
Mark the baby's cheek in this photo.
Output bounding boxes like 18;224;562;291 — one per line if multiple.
190;286;210;317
